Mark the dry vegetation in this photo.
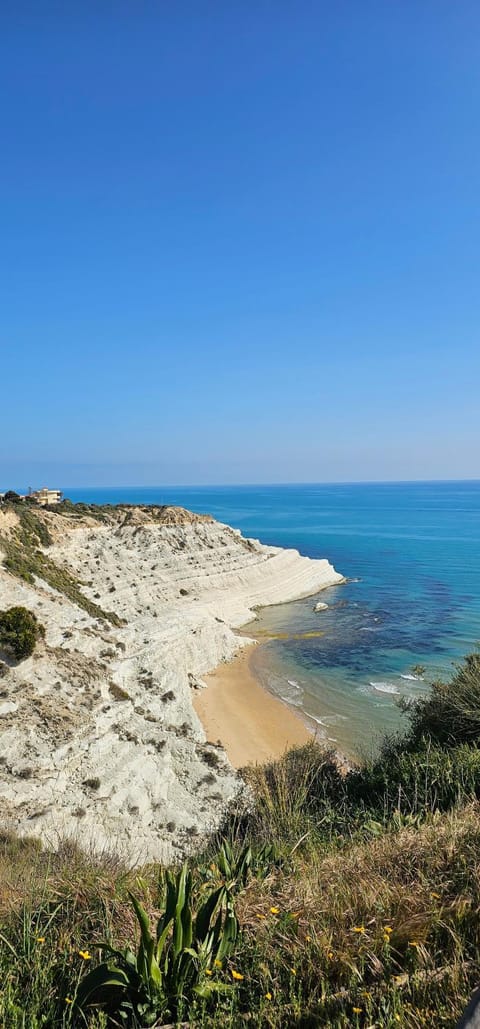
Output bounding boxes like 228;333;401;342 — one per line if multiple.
1;652;480;1026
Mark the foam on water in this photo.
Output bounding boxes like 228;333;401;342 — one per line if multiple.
370;681;401;695
307;714;327;726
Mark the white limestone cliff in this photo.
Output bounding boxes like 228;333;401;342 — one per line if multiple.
0;505;343;862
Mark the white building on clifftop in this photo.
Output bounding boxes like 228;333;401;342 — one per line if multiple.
29;487;63;506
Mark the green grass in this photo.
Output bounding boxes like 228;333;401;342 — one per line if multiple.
1;805;479;1026
1;653;480;1027
398;650;480;748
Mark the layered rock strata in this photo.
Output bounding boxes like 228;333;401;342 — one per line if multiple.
0;505;343;861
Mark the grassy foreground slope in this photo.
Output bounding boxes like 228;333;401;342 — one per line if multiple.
1;653;480;1028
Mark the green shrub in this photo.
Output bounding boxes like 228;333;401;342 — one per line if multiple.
235;683;480;850
398;650;480;748
348;743;480;819
0;606;45;660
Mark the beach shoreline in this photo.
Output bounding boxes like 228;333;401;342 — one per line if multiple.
0;500;342;860
193;643;313;768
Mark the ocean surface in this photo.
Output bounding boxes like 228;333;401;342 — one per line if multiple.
64;483;480;758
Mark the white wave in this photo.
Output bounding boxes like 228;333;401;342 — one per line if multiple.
306;714;326;726
287;679;302;690
370;681;400;695
400;673;423;681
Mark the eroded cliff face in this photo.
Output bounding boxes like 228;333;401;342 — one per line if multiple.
0;504;343;861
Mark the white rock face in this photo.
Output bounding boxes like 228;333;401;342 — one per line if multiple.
0;506;343;862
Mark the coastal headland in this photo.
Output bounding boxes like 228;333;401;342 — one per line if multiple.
0;501;343;861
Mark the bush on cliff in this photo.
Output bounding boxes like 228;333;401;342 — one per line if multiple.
0;605;45;660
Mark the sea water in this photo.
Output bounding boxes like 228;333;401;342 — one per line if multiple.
64;482;480;758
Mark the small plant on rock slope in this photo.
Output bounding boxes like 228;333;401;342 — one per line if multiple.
0;606;45;660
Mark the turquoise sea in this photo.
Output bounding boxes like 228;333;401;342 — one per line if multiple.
63;483;480;757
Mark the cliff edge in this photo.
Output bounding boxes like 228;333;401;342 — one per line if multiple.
0;502;343;861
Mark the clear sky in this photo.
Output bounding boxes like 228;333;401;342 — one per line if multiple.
2;2;479;486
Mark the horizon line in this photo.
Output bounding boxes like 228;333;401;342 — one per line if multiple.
5;477;480;491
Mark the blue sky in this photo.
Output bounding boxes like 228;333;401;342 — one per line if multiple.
2;2;479;486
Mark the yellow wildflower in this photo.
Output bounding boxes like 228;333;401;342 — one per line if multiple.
353;1008;363;1015
36;936;45;943
265;992;272;1000
214;958;222;968
290;967;297;976
353;926;366;934
327;950;334;959
65;997;73;1005
256;913;266;919
408;940;419;948
383;926;393;934
305;934;311;942
205;969;212;976
78;950;91;960
270;906;280;915
231;969;244;981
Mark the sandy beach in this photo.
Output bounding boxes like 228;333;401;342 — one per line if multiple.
193;644;312;768
0;502;341;860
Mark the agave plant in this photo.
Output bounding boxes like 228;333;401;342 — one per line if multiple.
215;839;283;888
75;863;239;1026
